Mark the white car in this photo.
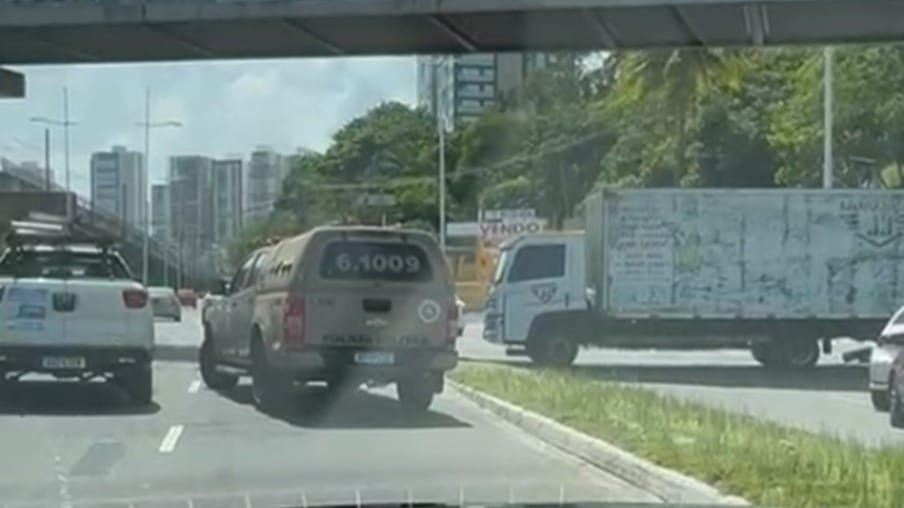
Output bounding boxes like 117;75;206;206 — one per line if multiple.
0;220;154;404
870;304;904;411
149;286;182;321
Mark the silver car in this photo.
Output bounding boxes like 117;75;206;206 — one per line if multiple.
870;304;904;411
149;286;182;321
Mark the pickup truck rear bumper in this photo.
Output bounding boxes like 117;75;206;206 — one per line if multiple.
0;345;152;376
270;347;458;381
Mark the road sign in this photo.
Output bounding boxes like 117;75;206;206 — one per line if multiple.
479;217;547;246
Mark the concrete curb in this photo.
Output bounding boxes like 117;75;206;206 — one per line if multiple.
449;379;749;506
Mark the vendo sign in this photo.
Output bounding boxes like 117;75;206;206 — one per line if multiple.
479;209;546;245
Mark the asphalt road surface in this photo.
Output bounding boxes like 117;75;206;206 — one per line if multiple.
0;309;659;508
458;314;903;447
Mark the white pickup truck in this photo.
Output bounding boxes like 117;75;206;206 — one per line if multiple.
0;219;154;404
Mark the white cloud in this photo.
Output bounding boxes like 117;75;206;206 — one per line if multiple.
1;57;416;195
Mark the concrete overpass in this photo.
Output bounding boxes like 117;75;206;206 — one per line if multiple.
0;167;192;288
2;0;904;65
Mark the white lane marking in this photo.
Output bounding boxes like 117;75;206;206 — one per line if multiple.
158;425;184;453
188;380;201;394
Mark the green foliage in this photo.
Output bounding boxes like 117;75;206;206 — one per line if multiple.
238;45;904;249
453;364;904;508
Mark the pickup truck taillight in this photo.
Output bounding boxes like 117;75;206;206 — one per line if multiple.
122;289;148;309
283;294;305;346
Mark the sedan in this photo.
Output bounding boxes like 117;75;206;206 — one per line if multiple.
871;304;904;411
149;286;182;321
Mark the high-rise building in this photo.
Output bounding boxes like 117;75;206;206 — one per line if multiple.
416;53;558;128
212;158;243;244
89;145;144;226
151;183;169;241
168;155;214;283
245;146;288;225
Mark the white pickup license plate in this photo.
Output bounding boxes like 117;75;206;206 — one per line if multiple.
42;356;86;369
353;351;395;365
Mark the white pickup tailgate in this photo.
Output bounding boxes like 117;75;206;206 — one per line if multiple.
0;279;66;344
0;278;153;349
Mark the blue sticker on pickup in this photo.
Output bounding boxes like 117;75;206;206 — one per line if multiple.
8;287;48;304
16;304;46;319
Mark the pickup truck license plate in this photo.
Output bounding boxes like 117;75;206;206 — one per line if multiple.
354;351;394;365
42;356;86;369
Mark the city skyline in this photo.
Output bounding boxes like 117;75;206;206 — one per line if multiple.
0;56;418;198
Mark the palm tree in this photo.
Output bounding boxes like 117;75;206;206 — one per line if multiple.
609;49;745;185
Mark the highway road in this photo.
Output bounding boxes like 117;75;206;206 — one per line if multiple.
458;314;903;447
0;309;659;508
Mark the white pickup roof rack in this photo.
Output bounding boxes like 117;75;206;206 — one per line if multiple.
3;212;117;249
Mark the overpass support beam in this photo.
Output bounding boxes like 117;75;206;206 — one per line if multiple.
0;67;25;98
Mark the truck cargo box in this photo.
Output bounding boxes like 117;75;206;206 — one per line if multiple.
586;189;904;320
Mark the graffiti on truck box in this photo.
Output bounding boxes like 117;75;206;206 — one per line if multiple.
605;191;904;318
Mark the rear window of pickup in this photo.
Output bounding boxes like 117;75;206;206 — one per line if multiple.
0;249;132;280
318;240;434;282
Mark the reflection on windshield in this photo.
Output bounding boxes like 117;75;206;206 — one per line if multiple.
493;249;509;285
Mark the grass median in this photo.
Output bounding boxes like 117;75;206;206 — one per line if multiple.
450;363;904;508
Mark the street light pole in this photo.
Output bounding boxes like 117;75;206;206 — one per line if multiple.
136;88;182;286
823;46;834;189
434;55;448;253
142;88;151;285
63;87;71;192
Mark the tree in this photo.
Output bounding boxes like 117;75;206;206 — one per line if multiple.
608;48;745;185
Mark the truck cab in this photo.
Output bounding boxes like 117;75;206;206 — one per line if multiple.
483;232;589;365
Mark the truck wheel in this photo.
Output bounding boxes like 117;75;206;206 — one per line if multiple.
781;338;820;368
872;389;891;412
397;375;435;413
199;338;238;391
250;339;289;412
527;330;578;367
754;339;818;369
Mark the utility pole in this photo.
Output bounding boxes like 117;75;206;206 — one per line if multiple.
823;46;834;189
30;94;77;192
63;87;71;192
43;128;50;191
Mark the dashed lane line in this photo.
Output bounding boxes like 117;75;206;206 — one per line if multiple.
159;425;184;453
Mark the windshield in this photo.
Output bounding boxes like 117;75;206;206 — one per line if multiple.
318;240;433;282
6;4;904;508
0;249;131;279
493;248;510;285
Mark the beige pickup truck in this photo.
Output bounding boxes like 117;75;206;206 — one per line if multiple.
200;226;460;413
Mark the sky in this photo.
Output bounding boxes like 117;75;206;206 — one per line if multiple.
0;57;417;196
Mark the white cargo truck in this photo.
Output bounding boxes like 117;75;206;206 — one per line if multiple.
483;189;904;368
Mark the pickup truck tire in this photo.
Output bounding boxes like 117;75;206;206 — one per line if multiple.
890;379;904;428
872;389;891;412
250;339;290;413
397;374;434;413
199;338;239;391
119;366;153;405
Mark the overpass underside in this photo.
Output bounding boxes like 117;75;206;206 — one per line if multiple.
2;0;904;64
